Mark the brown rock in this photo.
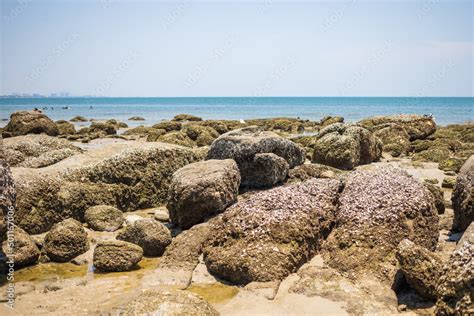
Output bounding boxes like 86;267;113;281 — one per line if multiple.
93;240;143;272
5;110;59;136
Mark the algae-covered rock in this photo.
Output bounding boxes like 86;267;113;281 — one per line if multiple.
117;219;171;257
372;123;410;157
84;205;124;232
89;121;117;135
44;218;89;262
173;114;203;122
128;116;145;121
70;116;88;122
423;182;445;214
207;126;305;187
204;178;340;284
183;125;219;146
323;167;439;282
452;155;473;232
358;114;436;140
167;159;240;229
439;157;464;173
320;116;344;127
200;120;229;134
287;163;341;183
55;120;76;135
158;131;195;147
93;240;143;272
5;110;59;136
152;121;182;132
312;123;382;170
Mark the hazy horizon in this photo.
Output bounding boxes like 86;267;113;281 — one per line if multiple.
1;0;473;97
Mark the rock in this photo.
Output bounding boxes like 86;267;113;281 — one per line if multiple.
203;178;341;284
245;153;289;187
106;119;128;129
396;239;443;300
70;116;88;122
124;215;145;226
167;159;240;229
128;116;145;121
89;122;117;135
442;177;456;189
311;123;382;170
173;114;203;122
413;147;451;163
372;123;411;157
358;114;436;140
206;127;305;187
435;231;473;315
423;182;445;214
152;121;182;132
287;163;341;183
2;226;40;268
0;150;15;240
200;120;229;134
320;116;344;127
323;167;439;283
154;209;169;222
452;155;473;232
121;289;218;315
43;218;89;262
13;142;199;234
439;157;464;173
93;240;143;272
145;129;166;142
122;125;155;136
117;219;171;257
84;205;124;232
55;120;76;135
5;110;59;136
183;125;219;146
158;131;195;147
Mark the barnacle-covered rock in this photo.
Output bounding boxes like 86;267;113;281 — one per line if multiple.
206;126;305;187
423;182;445;214
84;205;124;232
452;155;474;232
287;163;341;183
358;114;436;140
203;178;341;284
121;289;219;315
311;123;382;170
4;110;59;136
117;219;171;257
322;167;439;283
44;218;89;262
183;125;219;147
93;240;143;272
0;147;15;240
167;159;240;229
2;226;40;268
245;153;289;188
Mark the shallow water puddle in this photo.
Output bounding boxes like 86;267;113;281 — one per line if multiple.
187;283;239;304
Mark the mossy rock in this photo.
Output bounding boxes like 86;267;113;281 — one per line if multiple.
158;131;195;147
439;157;464;173
412;147;451;163
152;121;182;132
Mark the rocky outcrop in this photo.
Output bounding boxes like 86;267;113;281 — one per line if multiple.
452;155;473;232
167;159;240;229
358;114;436;141
121;289;218;315
203;178;341;284
84;205;124;232
12;142;200;234
116;219;171;257
323;167;439;282
173;114;203;122
206;127;305;187
93;240;143;272
312;123;382;170
435;224;473;315
396;239;443;300
4;110;59;137
3;134;81;168
2;226;40;268
44;218;89;262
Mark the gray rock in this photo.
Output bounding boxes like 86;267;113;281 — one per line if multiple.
93;240;143;272
117;219;171;257
206;127;305;187
312;123;382;170
44;218;89;262
245;153;289;187
167;159;240;229
84;205;124;232
452;155;473;232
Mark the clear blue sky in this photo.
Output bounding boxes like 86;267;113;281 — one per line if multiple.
1;0;472;97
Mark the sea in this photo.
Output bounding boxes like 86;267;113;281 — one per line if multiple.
0;97;472;128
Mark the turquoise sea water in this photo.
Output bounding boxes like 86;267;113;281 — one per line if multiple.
0;97;472;127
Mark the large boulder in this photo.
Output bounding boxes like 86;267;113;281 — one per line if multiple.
436;224;473;315
84;205;124;232
12;142;200;234
167;159;240;229
4;110;59;136
452;155;473;232
203;178;341;284
396;239;443;300
323;167;439;282
206;127;305;187
44;218;89;262
121;289;218;315
358;114;436;140
116;219;171;257
244;153;289;187
311;123;382;170
93;240;143;272
2;226;40;268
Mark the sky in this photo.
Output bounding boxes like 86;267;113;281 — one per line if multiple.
0;0;472;97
